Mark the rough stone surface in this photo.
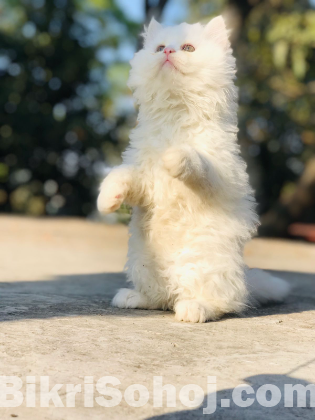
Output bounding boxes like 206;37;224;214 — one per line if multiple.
0;215;314;419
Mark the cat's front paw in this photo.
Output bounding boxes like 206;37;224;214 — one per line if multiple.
97;177;127;214
97;185;124;214
97;166;133;214
162;147;188;178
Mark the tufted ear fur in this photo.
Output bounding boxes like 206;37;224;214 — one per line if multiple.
143;17;162;47
205;16;230;49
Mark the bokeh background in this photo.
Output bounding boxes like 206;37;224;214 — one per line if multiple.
0;0;314;239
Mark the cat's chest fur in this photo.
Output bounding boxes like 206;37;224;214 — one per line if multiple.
128;126;200;207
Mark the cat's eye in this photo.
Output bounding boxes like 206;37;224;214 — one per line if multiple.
181;44;195;52
156;45;165;52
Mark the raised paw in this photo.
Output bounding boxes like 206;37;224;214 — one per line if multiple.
175;300;211;323
162;147;188;178
97;174;128;214
97;187;124;214
97;166;133;214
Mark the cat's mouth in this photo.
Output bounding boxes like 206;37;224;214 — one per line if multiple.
162;58;177;70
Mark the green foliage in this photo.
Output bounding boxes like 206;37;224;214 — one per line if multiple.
1;0;314;230
180;0;315;229
234;0;315;215
192;0;315;216
0;0;138;216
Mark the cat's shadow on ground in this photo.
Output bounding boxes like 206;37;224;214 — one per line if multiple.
147;373;315;420
0;269;314;322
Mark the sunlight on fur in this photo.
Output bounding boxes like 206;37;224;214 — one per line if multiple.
97;16;290;323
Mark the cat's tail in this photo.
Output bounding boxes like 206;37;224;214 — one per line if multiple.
245;268;291;305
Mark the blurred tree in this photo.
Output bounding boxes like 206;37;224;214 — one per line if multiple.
0;0;138;216
190;0;315;237
145;0;169;24
1;0;314;238
233;0;315;237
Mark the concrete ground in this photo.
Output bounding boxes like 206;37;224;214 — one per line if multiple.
0;215;314;419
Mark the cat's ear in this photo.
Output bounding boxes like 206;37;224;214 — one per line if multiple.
205;16;230;49
143;18;162;47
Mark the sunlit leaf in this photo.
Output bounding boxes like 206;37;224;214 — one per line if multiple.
291;46;307;79
273;40;288;69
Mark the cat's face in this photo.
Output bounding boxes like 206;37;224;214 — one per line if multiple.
128;16;233;104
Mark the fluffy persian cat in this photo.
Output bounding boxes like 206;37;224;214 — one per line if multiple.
97;16;290;322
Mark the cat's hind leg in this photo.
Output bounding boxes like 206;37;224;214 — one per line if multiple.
170;258;247;323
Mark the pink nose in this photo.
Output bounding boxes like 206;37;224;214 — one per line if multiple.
164;47;175;57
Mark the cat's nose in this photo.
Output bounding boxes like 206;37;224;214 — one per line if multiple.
164;47;175;56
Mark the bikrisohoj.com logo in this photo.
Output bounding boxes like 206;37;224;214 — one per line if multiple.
1;375;315;413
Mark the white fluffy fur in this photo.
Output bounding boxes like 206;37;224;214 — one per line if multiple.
98;16;290;322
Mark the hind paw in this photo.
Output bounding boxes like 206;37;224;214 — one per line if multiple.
175;300;208;323
112;288;148;309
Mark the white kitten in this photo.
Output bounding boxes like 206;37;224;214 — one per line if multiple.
98;16;290;322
